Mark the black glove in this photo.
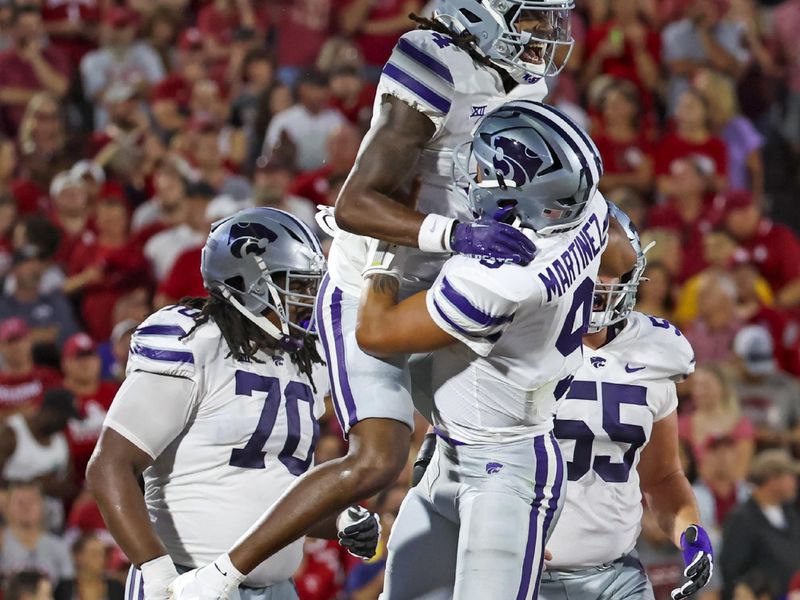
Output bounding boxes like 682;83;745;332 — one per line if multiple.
337;506;381;559
412;432;437;487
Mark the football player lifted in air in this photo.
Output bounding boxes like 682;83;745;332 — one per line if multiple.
165;2;577;594
87;208;379;600
356;102;635;600
542;212;713;600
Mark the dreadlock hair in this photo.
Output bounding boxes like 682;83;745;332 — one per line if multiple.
409;13;491;67
179;295;324;392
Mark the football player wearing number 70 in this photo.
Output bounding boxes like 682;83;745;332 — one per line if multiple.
351;101;636;599
541;210;713;600
86;208;380;600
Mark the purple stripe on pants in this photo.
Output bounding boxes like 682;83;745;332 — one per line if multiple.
138;571;144;600
532;433;565;599
314;274;347;431
126;568;134;600
516;435;549;600
329;286;359;427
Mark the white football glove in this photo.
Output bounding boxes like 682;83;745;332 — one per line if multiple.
362;239;407;282
140;555;180;600
315;205;339;238
167;554;244;600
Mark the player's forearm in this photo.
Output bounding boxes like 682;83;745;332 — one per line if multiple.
599;216;637;278
336;185;427;247
305;514;340;540
644;469;701;548
86;446;167;566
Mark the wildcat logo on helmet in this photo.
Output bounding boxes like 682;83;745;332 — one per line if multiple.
228;222;278;258
490;136;543;187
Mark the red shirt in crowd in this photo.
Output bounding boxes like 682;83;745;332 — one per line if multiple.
10;178;50;215
67;381;119;484
647;201;716;282
585;21;661;109
329;82;376;126
41;0;101;69
157;246;207;302
344;0;415;67
273;0;338;68
69;239;150;340
289;166;335;207
747;305;800;377
733;219;800;293
0;45;71;134
654;132;728;179
0;366;62;416
294;539;356;600
593;133;654;178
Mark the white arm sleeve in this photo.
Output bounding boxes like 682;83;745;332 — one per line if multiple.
103;371;198;459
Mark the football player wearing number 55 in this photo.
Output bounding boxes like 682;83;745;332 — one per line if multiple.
352;101;636;600
542;210;713;600
86;208;380;600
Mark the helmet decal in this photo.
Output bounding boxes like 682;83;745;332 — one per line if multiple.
491;135;542;187
228;222;278;258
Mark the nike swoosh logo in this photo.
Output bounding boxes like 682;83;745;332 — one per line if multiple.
214;563;228;577
625;364;646;373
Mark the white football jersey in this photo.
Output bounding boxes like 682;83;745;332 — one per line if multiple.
423;193;608;445
328;28;549;297
117;305;326;588
546;311;696;570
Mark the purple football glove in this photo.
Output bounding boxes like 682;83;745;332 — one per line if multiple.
450;218;535;266
672;525;714;600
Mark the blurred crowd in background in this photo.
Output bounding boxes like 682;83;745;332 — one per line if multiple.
0;0;799;599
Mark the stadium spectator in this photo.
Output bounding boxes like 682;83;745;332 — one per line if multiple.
692;434;751;598
184;119;251;200
9;215;64;296
41;0;100;71
229;48;277;156
288;124;362;207
721;449;800;600
0;133;18;196
13;93;72;215
649;157;721;281
145;181;215;282
0;5;69;135
719;189;800;308
272;0;340;85
732;570;785;600
338;0;420;79
0;193;17;276
772;0;800;155
694;68;764;196
656;89;728;198
67;194;148;341
96;318;138;384
729;325;800;450
130;160;188;234
61;333;119;485
79;6;164;131
71;534;124;600
0;482;74;595
592;80;654;196
328;66;376;129
662;0;749;113
683;272;744;363
582;0;661;105
680;364;755;481
196;0;260;65
672;230;772;326
0;389;76;497
140;6;180;74
252;156;316;228
263;69;345;172
0;317;61;418
46;172;89;270
635;261;675;320
4;570;55;600
0;246;79;346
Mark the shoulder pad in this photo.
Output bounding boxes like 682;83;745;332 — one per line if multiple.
627;312;696;382
126;305;205;380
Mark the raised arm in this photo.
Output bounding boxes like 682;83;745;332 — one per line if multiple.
334;95;435;246
600;213;637;278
